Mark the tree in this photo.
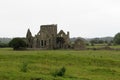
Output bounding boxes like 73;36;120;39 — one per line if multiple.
9;38;27;50
113;33;120;45
0;43;9;48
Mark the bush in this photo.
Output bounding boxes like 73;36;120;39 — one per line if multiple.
0;43;9;48
114;33;120;45
9;38;26;50
20;62;28;72
31;77;43;80
53;67;66;77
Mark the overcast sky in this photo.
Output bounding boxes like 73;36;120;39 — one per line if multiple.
0;0;120;38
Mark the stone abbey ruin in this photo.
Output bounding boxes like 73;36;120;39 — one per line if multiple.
26;24;70;49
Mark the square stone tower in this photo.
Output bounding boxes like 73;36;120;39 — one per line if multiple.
34;24;57;49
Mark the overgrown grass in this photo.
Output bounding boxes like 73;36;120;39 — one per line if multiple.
0;48;120;80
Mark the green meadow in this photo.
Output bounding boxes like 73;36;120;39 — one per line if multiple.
0;48;120;80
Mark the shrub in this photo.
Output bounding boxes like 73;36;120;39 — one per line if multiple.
114;33;120;45
53;67;66;77
0;43;9;48
9;38;26;50
21;62;28;72
31;77;43;80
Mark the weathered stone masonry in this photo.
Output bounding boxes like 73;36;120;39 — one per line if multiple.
26;24;70;49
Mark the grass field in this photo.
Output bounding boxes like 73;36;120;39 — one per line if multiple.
87;45;120;49
0;48;120;80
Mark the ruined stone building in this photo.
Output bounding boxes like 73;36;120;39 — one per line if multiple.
74;38;86;50
26;24;70;49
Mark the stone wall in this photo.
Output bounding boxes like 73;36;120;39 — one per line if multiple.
26;24;70;49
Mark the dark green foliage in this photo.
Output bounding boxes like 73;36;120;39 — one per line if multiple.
90;38;105;44
21;62;28;72
31;77;43;80
53;67;66;77
0;43;9;48
114;33;120;45
91;42;94;46
9;38;26;50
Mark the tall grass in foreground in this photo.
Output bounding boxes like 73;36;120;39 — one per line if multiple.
0;48;120;80
20;62;28;72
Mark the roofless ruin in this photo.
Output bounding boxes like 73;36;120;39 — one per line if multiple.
26;24;70;49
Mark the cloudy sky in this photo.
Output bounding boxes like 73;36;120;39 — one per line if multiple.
0;0;120;38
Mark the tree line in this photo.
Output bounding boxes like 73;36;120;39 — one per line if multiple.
1;32;120;50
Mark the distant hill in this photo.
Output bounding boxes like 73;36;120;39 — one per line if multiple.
70;37;114;42
70;37;87;42
0;38;12;43
86;37;114;42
